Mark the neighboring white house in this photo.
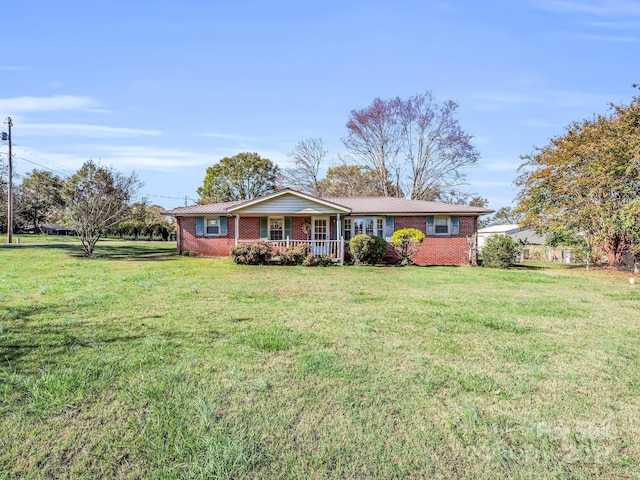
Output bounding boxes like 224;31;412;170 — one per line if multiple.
477;224;521;250
510;228;547;246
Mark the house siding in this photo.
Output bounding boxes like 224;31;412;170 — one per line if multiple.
177;214;478;265
231;193;342;215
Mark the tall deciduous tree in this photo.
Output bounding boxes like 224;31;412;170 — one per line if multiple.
515;97;640;266
16;169;65;231
197;152;278;203
398;92;480;200
279;137;327;195
343;97;402;197
63;160;142;256
343;92;479;199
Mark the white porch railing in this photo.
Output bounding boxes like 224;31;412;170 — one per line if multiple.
238;238;344;261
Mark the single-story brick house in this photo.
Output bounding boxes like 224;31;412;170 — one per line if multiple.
163;188;493;265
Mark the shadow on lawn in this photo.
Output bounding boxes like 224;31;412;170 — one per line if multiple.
59;243;179;261
4;241;178;261
508;263;548;271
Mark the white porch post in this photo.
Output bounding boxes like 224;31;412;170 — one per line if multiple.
235;214;240;246
336;213;342;264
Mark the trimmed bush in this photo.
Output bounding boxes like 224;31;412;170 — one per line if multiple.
392;228;425;265
349;234;388;265
480;235;519;268
231;241;273;265
302;253;317;266
316;253;334;267
279;244;312;266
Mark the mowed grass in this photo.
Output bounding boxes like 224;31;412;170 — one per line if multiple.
1;242;639;479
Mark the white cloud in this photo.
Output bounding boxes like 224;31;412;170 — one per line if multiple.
481;159;521;171
200;132;263;142
583;20;640;28
0;66;25;71
97;146;211;171
21;123;161;138
12;144;211;175
535;0;640;15
0;95;100;113
578;33;639;42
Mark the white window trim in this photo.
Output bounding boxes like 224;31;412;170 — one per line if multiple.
343;216;384;241
268;216;285;241
434;216;451;236
312;216;330;241
204;216;222;236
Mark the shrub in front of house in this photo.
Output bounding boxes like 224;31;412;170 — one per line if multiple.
480;234;519;268
231;241;273;265
279;244;312;266
301;253;333;267
315;253;334;267
349;234;388;265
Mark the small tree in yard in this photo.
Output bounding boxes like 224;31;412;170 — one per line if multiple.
63;160;142;256
481;235;519;269
392;228;425;265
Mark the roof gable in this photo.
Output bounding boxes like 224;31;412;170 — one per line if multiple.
227;189;350;214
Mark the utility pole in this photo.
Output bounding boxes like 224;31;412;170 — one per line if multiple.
2;117;12;244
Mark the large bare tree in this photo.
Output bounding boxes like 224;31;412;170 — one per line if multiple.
343;97;402;197
63;160;142;256
398;92;479;200
343;93;479;199
279;137;327;195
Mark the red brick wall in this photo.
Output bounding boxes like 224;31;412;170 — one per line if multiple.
177;214;477;265
177;215;315;256
238;217;260;240
393;215;475;237
178;216;236;257
293;216;312;240
384;215;476;265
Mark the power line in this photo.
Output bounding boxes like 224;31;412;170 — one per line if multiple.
11;154;70;178
142;192;197;202
11;143;71;176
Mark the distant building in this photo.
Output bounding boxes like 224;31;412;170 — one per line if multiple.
20;223;77;236
477;224;521;250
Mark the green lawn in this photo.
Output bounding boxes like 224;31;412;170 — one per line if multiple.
1;242;638;479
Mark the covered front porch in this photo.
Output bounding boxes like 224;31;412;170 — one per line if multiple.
232;214;346;263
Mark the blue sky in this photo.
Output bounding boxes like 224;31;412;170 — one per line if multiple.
1;0;638;210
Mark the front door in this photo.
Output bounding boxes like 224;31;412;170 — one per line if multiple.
312;217;329;255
